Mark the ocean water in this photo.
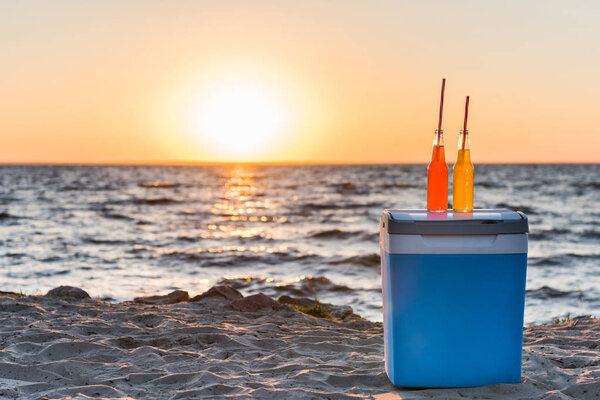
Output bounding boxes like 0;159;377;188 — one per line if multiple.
0;164;598;324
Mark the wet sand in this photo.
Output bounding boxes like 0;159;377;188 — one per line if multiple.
0;289;598;399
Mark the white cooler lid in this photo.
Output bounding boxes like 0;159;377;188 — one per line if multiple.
382;209;529;235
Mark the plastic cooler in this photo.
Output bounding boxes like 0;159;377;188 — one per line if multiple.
379;209;529;387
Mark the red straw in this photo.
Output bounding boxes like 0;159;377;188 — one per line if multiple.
462;95;470;148
437;78;446;133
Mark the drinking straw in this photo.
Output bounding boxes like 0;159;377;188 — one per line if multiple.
437;78;446;133
462;96;470;149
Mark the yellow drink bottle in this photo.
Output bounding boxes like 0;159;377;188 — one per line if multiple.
453;130;474;211
453;96;474;212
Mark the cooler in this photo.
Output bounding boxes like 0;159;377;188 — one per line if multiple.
380;209;529;387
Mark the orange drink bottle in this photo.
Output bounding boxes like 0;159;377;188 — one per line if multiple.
427;78;448;212
453;96;474;212
427;130;448;212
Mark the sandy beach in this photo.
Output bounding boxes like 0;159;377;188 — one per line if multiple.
0;287;598;400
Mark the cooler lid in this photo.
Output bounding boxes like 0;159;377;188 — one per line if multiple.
382;209;529;235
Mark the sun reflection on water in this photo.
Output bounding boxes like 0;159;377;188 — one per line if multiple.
204;165;285;247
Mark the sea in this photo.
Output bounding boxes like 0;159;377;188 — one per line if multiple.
1;164;598;324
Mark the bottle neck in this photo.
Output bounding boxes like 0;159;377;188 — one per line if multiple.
433;130;444;147
458;130;470;150
431;130;446;163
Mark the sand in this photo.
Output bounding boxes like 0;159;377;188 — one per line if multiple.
0;290;598;400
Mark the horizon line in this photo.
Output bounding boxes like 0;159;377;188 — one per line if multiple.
1;160;599;166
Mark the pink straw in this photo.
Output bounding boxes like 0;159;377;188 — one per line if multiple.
462;96;470;149
437;78;446;133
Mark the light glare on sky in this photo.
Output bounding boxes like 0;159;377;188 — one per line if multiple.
0;1;599;163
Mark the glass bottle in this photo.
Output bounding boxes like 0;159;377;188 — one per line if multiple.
452;130;474;211
427;130;448;212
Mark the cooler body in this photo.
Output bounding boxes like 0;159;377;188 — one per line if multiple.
380;209;528;387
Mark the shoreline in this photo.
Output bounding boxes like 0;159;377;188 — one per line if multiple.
0;286;598;399
2;162;599;167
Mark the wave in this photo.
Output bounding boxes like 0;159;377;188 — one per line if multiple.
59;185;89;191
362;232;380;241
34;269;70;277
526;286;584;300
329;253;380;267
393;183;417;189
39;256;63;262
528;228;571;240
95;205;135;221
133;198;180;205
82;237;127;245
5;252;25;258
298;201;383;212
309;229;377;241
309;229;357;240
160;250;319;267
210;213;278;222
528;257;563;267
565;252;600;260
332;182;373;195
373;183;417;189
0;212;19;220
139;182;181;189
99;198;181;207
298;203;345;211
0;212;21;225
575;182;600;189
529;253;600;267
0;196;18;205
102;212;135;221
176;236;201;242
582;230;600;239
475;182;506;189
217;275;354;298
334;182;357;191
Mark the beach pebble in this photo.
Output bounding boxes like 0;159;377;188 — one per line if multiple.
189;285;243;302
277;295;314;308
0;290;22;297
230;293;284;312
278;295;354;320
134;290;189;305
46;286;90;300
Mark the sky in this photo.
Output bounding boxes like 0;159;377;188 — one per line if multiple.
1;0;599;163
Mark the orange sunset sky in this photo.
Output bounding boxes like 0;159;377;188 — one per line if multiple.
1;1;599;164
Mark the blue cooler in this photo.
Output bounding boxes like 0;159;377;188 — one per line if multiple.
380;209;528;387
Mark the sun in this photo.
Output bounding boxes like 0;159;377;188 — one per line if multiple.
191;82;288;159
